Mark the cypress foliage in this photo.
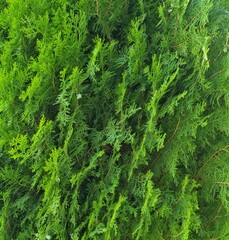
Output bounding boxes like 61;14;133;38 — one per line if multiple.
0;0;228;239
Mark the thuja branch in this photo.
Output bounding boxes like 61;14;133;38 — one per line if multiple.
151;113;183;167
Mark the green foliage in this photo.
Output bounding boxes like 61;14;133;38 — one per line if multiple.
0;0;229;239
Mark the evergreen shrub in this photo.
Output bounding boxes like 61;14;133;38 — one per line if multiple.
0;0;229;239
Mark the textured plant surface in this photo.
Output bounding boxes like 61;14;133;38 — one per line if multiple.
0;0;229;239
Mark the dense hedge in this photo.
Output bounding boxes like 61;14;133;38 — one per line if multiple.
0;0;229;239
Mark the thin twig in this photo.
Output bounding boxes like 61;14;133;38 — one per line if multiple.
209;204;222;223
207;68;225;80
195;145;229;179
152;114;183;166
210;181;229;185
166;229;184;238
96;0;99;16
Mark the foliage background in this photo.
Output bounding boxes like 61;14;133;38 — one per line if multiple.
0;0;229;239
